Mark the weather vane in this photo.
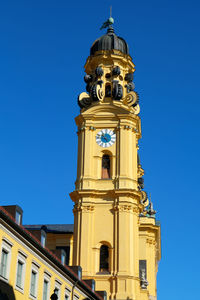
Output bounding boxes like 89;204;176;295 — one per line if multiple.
100;6;114;30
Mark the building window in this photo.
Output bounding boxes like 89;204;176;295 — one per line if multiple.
139;260;148;289
102;155;111;179
61;249;66;265
30;262;39;299
54;280;61;300
56;246;70;265
65;287;71;300
16;261;23;288
0;249;8;278
41;230;46;248
15;210;22;225
15;251;27;292
0;239;12;280
54;287;59;296
42;272;51;300
43;280;49;300
30;270;37;297
100;245;109;272
105;84;111;97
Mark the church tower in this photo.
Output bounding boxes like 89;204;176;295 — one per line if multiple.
70;18;161;300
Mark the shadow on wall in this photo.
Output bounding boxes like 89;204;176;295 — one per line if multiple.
0;279;16;300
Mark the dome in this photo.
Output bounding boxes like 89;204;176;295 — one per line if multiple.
90;27;129;56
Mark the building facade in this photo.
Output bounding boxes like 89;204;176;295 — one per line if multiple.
0;206;106;300
70;20;161;300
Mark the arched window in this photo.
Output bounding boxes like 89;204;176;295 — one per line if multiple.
102;155;110;179
100;245;109;272
105;84;111;97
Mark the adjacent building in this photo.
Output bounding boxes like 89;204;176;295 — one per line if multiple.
0;205;106;300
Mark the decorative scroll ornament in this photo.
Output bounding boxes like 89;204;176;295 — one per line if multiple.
123;91;138;107
78;92;92;109
126;82;135;93
112;66;121;76
138;177;144;190
90;82;104;101
84;74;93;83
112;80;123;100
132;104;140;115
140;191;149;207
125;72;134;82
95;66;104;77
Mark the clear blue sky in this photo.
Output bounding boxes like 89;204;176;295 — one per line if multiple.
0;1;200;299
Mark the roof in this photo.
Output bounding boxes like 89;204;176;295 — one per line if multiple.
24;224;74;233
90;27;129;56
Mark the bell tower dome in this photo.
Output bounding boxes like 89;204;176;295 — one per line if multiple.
70;18;161;300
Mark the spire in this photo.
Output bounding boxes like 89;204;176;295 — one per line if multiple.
100;7;114;32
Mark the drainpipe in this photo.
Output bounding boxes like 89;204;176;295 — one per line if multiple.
71;280;79;300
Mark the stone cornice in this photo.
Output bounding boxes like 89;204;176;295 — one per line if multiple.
70;189;142;202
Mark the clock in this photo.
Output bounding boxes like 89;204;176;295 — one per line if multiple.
96;129;116;148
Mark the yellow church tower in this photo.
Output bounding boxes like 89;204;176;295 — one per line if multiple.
70;18;161;300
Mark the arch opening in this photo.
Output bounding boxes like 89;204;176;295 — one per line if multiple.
100;245;109;272
102;154;111;179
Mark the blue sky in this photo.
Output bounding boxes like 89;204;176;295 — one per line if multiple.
0;1;200;299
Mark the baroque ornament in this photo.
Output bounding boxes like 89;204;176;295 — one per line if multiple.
78;92;92;109
123;91;138;107
112;80;123;100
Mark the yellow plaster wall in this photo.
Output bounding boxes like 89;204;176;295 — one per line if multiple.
0;222;91;300
71;50;161;300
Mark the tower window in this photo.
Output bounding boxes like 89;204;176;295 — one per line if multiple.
100;245;109;272
105;84;111;97
102;155;110;179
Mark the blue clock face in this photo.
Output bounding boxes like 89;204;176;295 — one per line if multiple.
96;129;116;148
101;133;111;143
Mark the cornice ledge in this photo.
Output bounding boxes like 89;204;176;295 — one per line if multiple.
70;189;141;202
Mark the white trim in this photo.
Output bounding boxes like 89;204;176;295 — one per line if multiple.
2;236;13;247
42;273;51;300
44;269;52;278
29;263;39;299
65;287;71;300
54;279;62;300
0;239;12;281
32;259;41;269
55;278;62;285
74;293;80;300
18;249;28;258
15;251;27;293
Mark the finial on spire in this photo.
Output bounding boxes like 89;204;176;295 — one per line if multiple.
100;7;114;30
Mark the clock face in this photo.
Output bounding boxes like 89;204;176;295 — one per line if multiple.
96;129;116;148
